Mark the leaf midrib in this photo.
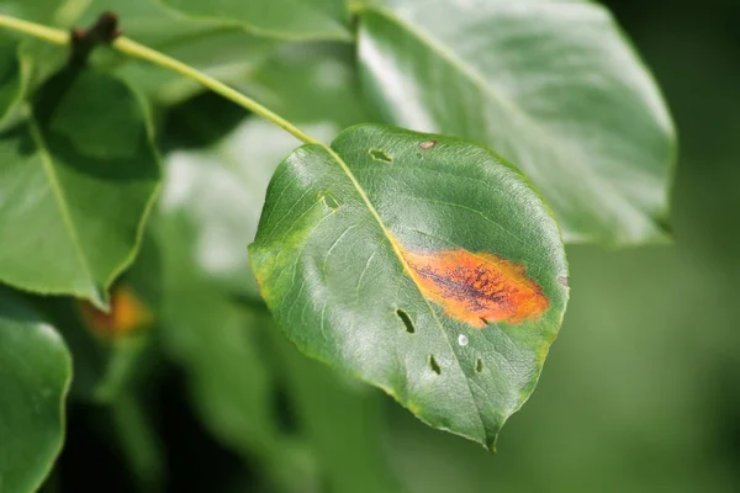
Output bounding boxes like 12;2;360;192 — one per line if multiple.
28;116;97;299
322;143;489;440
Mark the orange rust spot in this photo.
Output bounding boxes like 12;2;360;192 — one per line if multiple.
79;287;151;339
399;247;548;328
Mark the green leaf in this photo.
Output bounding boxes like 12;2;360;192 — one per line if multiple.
83;0;275;105
0;36;21;123
270;331;402;493
357;0;676;246
159;46;374;298
238;43;380;129
158;0;350;41
250;124;569;449
0;68;160;307
156;217;319;492
160;118;300;300
0;290;71;493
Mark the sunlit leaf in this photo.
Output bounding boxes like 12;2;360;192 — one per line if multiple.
158;0;350;41
357;0;676;245
0;290;71;493
250;124;569;448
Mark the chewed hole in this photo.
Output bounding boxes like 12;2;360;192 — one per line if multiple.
369;149;392;162
396;309;415;333
476;358;483;373
429;355;441;375
320;192;339;210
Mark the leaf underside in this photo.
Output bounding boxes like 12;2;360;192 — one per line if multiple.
250;124;569;449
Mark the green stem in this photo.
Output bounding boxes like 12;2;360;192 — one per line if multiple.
0;14;320;145
0;14;69;45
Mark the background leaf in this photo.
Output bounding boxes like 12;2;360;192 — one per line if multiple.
0;68;160;307
0;35;21;122
158;45;373;299
250;124;569;448
0;290;71;493
357;0;676;246
158;0;350;41
82;0;276;105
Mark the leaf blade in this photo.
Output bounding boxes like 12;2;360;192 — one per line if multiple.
250;124;568;448
157;0;350;41
0;69;160;307
0;291;71;493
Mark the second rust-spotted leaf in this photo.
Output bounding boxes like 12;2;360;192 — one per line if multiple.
250;124;568;449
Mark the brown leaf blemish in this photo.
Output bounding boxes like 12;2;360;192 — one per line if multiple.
419;140;437;150
398;244;549;328
79;286;151;339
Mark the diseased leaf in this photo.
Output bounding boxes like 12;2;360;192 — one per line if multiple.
158;0;350;41
0;290;71;493
357;0;676;245
250;124;569;448
0;68;160;307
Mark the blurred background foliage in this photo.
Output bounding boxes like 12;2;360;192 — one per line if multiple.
15;0;740;491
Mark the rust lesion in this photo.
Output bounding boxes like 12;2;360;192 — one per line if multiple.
79;286;152;340
399;246;549;328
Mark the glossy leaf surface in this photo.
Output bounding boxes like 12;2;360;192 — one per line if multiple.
0;291;71;493
250;124;569;448
358;0;676;245
159;0;349;41
0;69;160;307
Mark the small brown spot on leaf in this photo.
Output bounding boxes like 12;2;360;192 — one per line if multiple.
419;140;437;150
79;286;151;340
